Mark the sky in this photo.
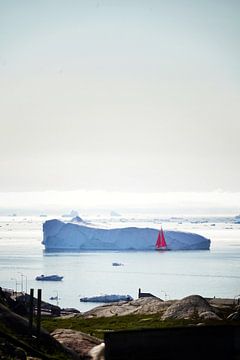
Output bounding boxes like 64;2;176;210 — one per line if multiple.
0;0;240;213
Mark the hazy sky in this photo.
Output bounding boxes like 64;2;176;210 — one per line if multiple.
0;0;240;211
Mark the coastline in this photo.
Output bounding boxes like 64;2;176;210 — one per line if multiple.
1;287;240;359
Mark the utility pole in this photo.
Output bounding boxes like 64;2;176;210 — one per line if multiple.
11;278;18;294
25;275;28;294
29;288;34;335
20;274;23;292
18;272;28;293
36;289;42;339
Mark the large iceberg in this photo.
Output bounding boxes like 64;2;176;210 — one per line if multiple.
42;220;210;251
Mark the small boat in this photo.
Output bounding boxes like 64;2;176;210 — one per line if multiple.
35;274;63;281
80;294;133;303
155;228;168;251
112;262;124;266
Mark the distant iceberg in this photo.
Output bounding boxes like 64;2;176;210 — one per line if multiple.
70;216;85;223
62;210;79;218
110;210;121;217
234;215;240;224
80;294;133;303
42;219;210;251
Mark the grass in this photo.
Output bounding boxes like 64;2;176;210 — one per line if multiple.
41;313;190;339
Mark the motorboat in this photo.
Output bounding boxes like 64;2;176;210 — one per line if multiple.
112;262;124;266
35;274;63;281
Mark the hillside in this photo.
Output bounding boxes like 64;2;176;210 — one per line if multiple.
0;287;80;359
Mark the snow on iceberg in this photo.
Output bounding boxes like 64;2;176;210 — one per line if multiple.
42;219;210;251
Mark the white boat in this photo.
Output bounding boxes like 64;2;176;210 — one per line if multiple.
35;274;63;281
80;294;133;303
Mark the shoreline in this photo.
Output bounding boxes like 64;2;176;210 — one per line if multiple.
4;287;240;315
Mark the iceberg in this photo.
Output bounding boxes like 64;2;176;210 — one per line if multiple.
62;210;79;218
80;294;133;303
42;219;210;251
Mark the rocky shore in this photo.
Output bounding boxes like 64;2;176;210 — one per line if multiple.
1;287;240;359
81;294;239;320
52;294;240;359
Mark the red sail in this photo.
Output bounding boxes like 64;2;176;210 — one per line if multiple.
155;228;167;249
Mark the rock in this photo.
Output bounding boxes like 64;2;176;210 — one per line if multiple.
70;216;84;223
51;329;102;358
227;311;240;321
161;295;214;320
88;343;105;360
235;305;240;311
14;347;27;359
82;294;235;321
83;297;170;318
0;339;27;360
199;311;222;320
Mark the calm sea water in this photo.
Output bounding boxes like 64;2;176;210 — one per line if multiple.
0;215;240;312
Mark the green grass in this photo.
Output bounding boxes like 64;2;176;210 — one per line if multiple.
41;314;189;339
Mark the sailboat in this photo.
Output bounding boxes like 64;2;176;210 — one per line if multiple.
155;228;168;251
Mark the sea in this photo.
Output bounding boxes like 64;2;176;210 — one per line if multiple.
0;214;240;312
